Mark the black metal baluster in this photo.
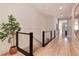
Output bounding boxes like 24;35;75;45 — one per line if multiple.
29;32;33;56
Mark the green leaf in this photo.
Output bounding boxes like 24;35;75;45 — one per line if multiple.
0;32;7;40
0;14;21;42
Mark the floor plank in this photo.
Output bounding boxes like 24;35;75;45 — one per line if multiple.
34;37;79;56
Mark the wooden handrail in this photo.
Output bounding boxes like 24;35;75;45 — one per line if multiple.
18;32;30;35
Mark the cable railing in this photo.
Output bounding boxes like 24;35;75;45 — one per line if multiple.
16;32;33;56
33;36;42;53
42;30;56;47
16;30;56;56
33;36;42;45
16;32;42;56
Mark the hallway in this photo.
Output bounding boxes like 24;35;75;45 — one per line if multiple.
0;3;79;56
34;37;79;56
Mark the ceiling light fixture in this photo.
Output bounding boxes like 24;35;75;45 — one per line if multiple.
59;7;63;10
60;14;63;17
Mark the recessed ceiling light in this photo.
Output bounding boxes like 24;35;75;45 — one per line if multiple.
59;7;63;10
60;14;63;17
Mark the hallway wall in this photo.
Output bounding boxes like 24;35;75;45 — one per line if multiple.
0;4;57;54
46;16;57;37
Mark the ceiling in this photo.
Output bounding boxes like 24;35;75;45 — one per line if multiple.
30;3;75;19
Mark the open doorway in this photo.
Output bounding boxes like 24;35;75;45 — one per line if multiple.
58;19;68;38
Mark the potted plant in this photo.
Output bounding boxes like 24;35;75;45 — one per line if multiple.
0;14;21;55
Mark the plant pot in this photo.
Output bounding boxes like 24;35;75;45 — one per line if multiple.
9;46;17;55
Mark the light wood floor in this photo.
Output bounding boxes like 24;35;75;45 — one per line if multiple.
34;37;79;56
1;37;79;56
0;51;24;56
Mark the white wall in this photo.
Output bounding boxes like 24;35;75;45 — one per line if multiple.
46;16;57;37
0;4;57;54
